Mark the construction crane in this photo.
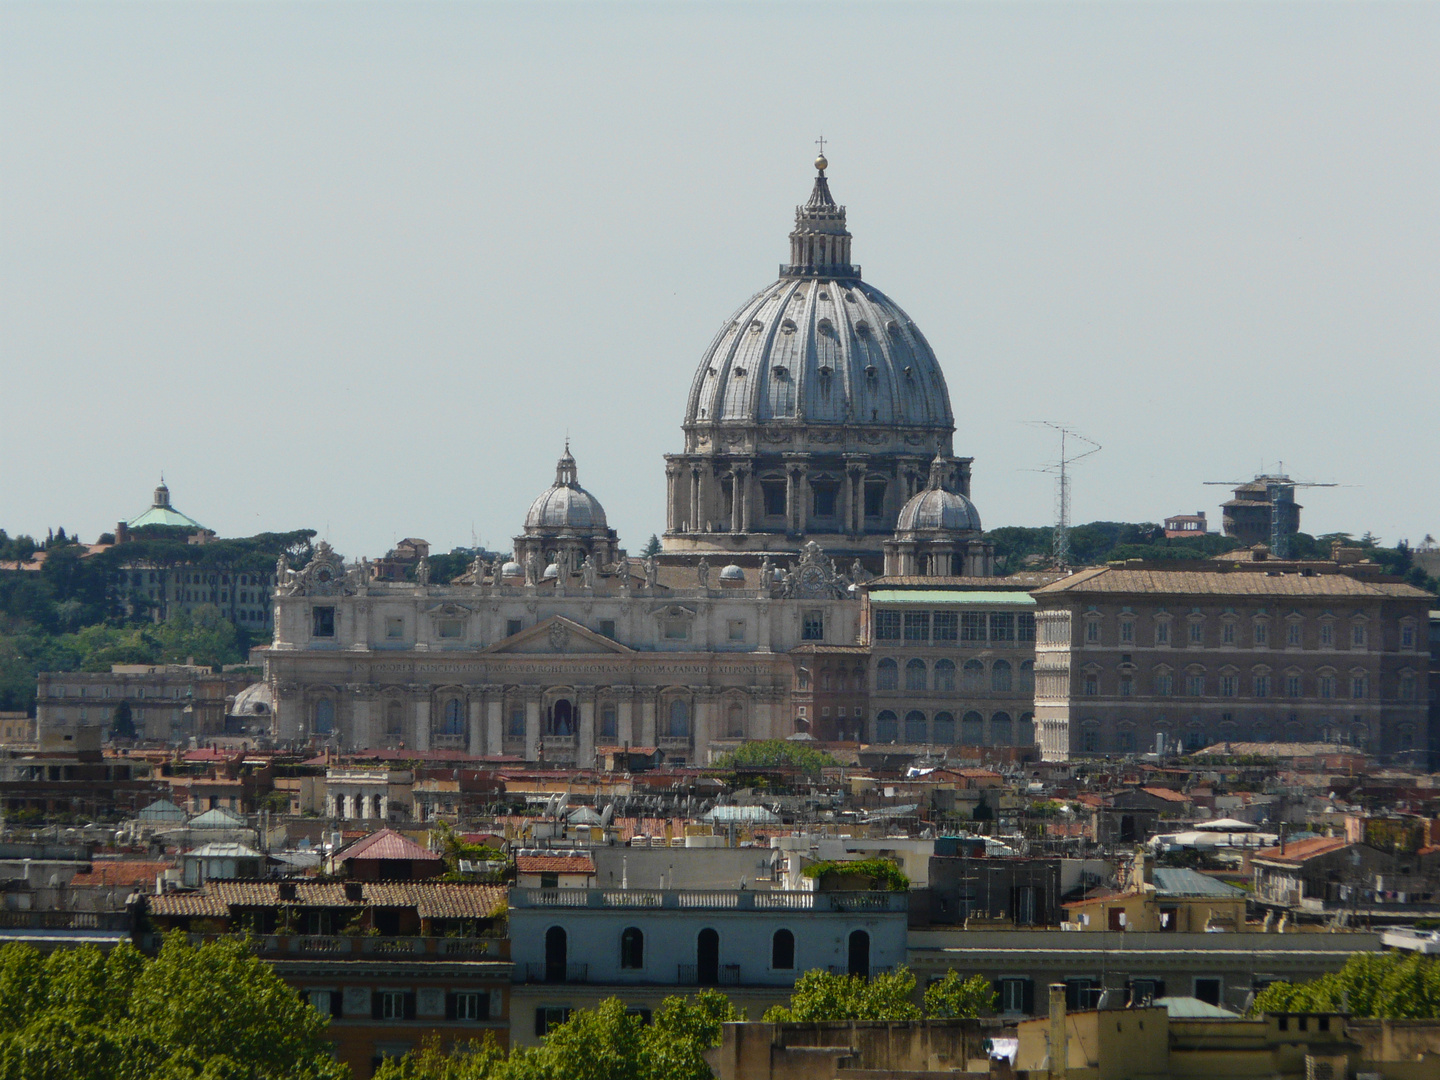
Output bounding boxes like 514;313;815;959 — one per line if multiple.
1204;469;1338;559
1030;423;1101;567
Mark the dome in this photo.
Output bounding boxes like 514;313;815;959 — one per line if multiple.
896;486;982;533
230;682;274;717
895;454;982;533
524;444;608;531
542;563;560;580
683;160;953;441
719;563;745;581
500;561;522;578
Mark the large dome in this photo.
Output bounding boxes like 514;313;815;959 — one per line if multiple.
896;485;982;533
524;446;608;530
683;159;952;442
685;278;952;431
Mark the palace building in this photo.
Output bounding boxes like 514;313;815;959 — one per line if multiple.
250;156;994;767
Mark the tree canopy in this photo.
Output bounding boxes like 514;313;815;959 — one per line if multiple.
0;935;346;1080
712;739;838;777
800;857;910;892
373;990;739;1080
1253;952;1440;1019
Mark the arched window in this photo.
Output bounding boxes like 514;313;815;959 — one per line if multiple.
932;711;955;743
1018;712;1035;745
904;710;927;743
549;699;575;737
697;928;720;985
990;711;1013;746
962;660;985;692
820;671;832;691
961;711;984;744
991;659;1012;693
933;659;956;692
313;700;335;736
905;659;927;692
667;699;689;738
726;702;745;738
1018;660;1034;694
442;698;464;735
620;927;644;969
385;700;403;736
847;930;870;978
876;658;898;691
771;929;795;970
545;926;567;983
875;711;899;743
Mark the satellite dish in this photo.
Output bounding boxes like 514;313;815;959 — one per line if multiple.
599;805;614;828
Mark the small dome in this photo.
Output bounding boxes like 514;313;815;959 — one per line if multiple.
719;564;745;581
542;563;560;580
230;682;274;717
500;561;522;578
524;444;609;531
896;487;982;533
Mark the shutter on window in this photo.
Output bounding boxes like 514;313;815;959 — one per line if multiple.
445;993;457;1021
330;991;342;1018
371;992;383;1020
480;992;492;1020
1022;980;1035;1015
404;992;417;1020
534;1008;547;1038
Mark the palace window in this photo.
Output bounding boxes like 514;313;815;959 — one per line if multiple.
934;659;956;692
506;619;523;638
312;606;335;638
1320;622;1334;646
1352;623;1367;648
763;482;787;517
508;707;525;738
726;620;744;642
904;612;929;642
1155;620;1171;645
600;705;618;739
1286;675;1302;697
1351;674;1368;699
876;659;898;691
1286;621;1303;647
1220;675;1237;697
1253;621;1269;646
932;712;956;743
990;613;1015;643
442;698;465;735
437;619;462;639
864;483;886;518
1187;673;1205;696
933;611;958;641
1120;620;1134;644
1189;621;1205;645
964;660;987;692
811;482;838;518
1154;671;1173;696
1085;619;1100;644
1319;675;1335;699
802;611;824;641
905;659;927;692
1083;673;1098;696
992;659;1013;693
874;611;901;641
1401;623;1416;649
1017;613;1036;642
1253;675;1270;698
962;612;986;643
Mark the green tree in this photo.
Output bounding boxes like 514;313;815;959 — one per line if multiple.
1252;952;1440;1019
763;966;922;1023
374;990;738;1080
0;936;348;1080
713;739;838;777
923;970;996;1019
640;535;662;558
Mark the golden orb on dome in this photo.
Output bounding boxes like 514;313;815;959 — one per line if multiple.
814;154;828;172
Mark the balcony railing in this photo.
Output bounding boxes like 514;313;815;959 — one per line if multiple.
523;962;589;984
509;888;907;913
180;933;509;961
677;963;743;986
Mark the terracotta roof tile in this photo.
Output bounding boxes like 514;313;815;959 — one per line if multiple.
1252;836;1352;864
516;855;596;875
335;828;440;864
1035;566;1431;599
148;880;505;920
1141;786;1190;803
70;860;172;887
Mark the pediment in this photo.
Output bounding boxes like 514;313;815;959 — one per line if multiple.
483;615;634;655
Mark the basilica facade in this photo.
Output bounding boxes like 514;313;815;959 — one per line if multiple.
258;156;992;763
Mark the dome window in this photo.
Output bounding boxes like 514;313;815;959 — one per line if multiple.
818;291;829;301
749;320;764;333
818;365;833;379
903;366;914;379
855;320;871;335
865;364;878;378
844;292;856;303
772;366;789;380
817;317;834;335
886;320;900;335
780;319;797;334
734;367;747;378
707;367;717;377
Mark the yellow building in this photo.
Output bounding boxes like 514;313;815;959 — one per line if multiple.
1063;853;1248;934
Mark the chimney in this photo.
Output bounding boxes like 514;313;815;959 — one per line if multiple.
114;521;129;544
1048;983;1068;1080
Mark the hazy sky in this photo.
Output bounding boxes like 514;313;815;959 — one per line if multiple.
3;2;1436;559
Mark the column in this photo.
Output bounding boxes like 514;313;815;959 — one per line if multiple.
740;468;753;532
666;464;681;532
757;601;772;653
525;696;541;761
693;695;714;765
617;690;635;746
639;691;657;746
578;696;596;765
350;693;375;752
413;696;431;752
730;469;744;533
275;683;301;742
485;694;503;755
784;468;797;533
689;469;702;531
795;463;809;533
468;698;484;756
